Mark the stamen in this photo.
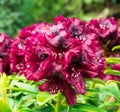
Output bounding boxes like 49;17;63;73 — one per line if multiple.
51;51;64;60
99;23;109;30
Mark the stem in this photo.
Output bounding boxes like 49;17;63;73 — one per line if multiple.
105;95;110;102
67;106;72;112
55;94;61;112
87;82;96;96
117;105;120;112
48;102;55;109
0;74;8;103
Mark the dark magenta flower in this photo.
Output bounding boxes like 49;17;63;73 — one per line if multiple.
39;73;77;105
117;28;120;37
0;33;12;74
87;17;118;38
10;16;106;105
103;75;120;82
87;17;120;54
10;23;52;72
98;17;117;37
98;27;120;54
54;15;87;42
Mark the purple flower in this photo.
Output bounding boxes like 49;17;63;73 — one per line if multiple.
87;17;118;38
87;17;120;54
99;27;120;54
0;33;12;74
54;15;87;42
11;23;82;105
10;16;106;105
103;75;120;82
86;19;99;34
39;76;76;105
117;28;120;37
98;17;117;37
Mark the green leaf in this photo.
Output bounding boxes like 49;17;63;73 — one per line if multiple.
99;102;119;108
106;57;120;64
112;45;120;51
73;104;107;112
99;82;120;102
104;69;120;76
105;82;120;101
67;106;73;112
92;78;105;85
11;82;39;94
106;80;120;85
0;100;12;112
37;92;60;106
0;73;8;102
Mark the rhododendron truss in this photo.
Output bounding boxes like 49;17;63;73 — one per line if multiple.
10;16;106;105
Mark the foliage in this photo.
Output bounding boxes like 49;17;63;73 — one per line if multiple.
0;0;120;36
1;72;120;112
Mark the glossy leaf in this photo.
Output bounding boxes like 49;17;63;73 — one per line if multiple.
112;45;120;51
105;82;120;101
10;82;39;94
104;69;120;76
106;57;120;64
37;92;60;106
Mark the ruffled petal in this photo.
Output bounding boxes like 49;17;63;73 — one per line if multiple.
62;82;76;105
39;78;76;105
64;71;86;94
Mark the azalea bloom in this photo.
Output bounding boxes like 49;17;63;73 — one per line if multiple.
0;33;12;74
87;17;120;54
10;16;106;105
87;17;118;38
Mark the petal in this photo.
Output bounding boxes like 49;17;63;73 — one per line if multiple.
39;81;49;92
24;57;53;81
62;82;76;105
81;68;98;78
54;15;66;24
0;59;3;73
39;79;77;105
39;78;63;94
64;46;81;69
67;18;85;38
64;71;86;94
98;17;117;37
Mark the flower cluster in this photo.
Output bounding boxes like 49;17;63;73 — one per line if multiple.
0;33;12;75
10;16;106;105
1;15;120;105
87;17;120;81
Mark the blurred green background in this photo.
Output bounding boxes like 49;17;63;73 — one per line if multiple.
0;0;120;37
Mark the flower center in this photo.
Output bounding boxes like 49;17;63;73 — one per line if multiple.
38;51;48;61
71;25;84;38
70;53;84;68
51;51;64;60
99;23;109;30
56;37;67;51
